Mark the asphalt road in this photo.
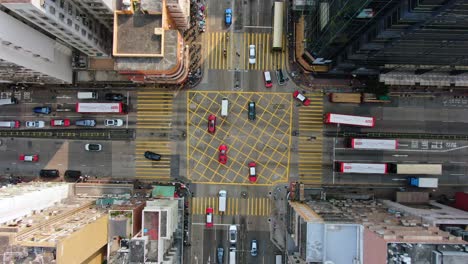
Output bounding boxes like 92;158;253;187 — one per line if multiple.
322;137;468;185
324;95;468;135
0;88;137;178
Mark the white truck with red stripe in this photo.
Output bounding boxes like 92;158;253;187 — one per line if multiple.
76;103;127;114
324;113;375;127
338;162;388;174
350;138;398;150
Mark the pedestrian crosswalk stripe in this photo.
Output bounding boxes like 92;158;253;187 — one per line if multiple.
191;197;271;216
203;32;286;71
135;90;174;180
298;93;324;184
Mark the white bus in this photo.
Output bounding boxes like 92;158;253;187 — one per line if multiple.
349;138;398;150
337;162;388;174
272;1;284;51
324;113;375;127
394;164;442;175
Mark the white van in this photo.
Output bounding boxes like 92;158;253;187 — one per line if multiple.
229;247;236;264
77;92;98;100
221;98;229;117
0;98;18;105
263;71;272;88
275;255;282;264
218;190;227;213
0;120;20;128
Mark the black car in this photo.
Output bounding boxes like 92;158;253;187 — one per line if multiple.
64;170;82;182
248;101;256;120
144;151;161;161
105;93;125;101
39;169;59;178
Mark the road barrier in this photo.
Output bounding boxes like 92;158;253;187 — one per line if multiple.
0;129;135;140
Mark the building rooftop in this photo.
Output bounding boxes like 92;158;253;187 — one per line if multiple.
115;13;163;56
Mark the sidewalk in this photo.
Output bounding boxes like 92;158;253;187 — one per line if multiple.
269;184;297;254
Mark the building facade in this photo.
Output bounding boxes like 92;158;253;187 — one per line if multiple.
0;0;112;56
0;9;72;83
298;0;468;84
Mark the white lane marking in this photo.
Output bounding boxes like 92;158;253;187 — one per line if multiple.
450;161;466;164
398;144;409;147
450;174;465;176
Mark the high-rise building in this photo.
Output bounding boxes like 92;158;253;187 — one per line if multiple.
0;9;72;83
295;0;468;85
0;0;113;57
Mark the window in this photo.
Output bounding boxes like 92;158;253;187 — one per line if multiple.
67;18;72;26
49;6;55;14
60;0;64;9
59;13;64;21
81;29;86;36
75;24;79;31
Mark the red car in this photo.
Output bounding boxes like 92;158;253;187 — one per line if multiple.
206;207;214;228
51;119;71;127
19;154;39;162
208;114;216;134
248;162;257;183
219;144;228;164
293;90;311;106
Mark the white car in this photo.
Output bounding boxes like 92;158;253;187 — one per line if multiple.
26;121;45;128
249;45;256;64
229;225;237;244
105;119;124;127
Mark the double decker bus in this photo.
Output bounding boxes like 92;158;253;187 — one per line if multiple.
272;1;284;51
349;138;398;150
76;103;127;114
336;162;388;174
324;113;375;127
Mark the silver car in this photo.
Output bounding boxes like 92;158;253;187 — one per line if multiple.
26;121;45;128
249;45;256;64
105;119;124;127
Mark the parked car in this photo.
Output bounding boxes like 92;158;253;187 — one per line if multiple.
26;121;45;128
208;114;216;134
249;45;256;64
75;119;96;127
293;90;311;106
229;225;237;244
251;240;258;256
50;119;70;127
105;93;125;101
219;144;228;164
248;102;256;120
33;106;51;114
64;170;82;182
248;162;257;183
225;8;232;26
19;154;39;162
144;151;161;161
217;247;224;264
85;144;102;152
39;169;59;178
105;119;124;127
206;207;214;228
276;69;286;85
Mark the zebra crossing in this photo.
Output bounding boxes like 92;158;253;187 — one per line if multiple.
202;32;287;71
191;196;271;216
297;93;324;185
135;89;174;180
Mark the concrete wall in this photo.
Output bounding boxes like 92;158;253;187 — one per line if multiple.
56;215;108;264
363;229;387;264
